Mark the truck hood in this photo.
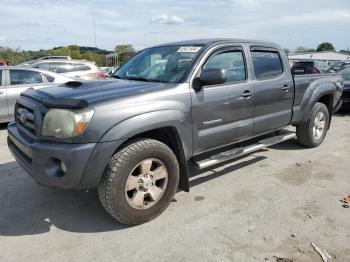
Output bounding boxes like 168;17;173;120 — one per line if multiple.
21;79;173;107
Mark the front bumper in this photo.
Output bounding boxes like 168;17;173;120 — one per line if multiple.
7;122;125;189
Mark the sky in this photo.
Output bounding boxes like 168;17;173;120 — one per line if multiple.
0;0;349;51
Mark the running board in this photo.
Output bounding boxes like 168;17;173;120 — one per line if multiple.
194;131;296;170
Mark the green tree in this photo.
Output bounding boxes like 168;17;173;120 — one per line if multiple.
294;46;316;53
67;45;81;59
316;42;335;52
114;44;136;66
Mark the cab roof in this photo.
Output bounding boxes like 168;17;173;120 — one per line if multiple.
154;38;279;48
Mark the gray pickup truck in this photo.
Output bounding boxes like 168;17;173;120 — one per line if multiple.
7;39;343;225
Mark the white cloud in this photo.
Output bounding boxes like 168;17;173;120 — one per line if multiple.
151;14;184;25
0;37;7;42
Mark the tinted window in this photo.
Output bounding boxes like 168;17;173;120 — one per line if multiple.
291;61;320;75
204;50;246;83
9;70;43;85
341;67;350;81
49;62;75;73
251;50;283;79
0;70;2;85
74;64;91;71
33;62;50;71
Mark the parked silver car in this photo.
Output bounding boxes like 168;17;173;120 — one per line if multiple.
16;56;72;67
27;59;101;80
0;67;71;123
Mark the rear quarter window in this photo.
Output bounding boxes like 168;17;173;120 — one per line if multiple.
251;50;283;80
74;64;91;71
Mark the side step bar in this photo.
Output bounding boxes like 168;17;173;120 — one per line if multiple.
194;131;296;170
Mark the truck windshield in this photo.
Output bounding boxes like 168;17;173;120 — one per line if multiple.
114;45;202;83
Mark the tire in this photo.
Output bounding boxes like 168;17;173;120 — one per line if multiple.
296;102;330;148
98;138;179;226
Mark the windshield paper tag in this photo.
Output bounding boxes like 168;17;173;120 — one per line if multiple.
177;46;201;53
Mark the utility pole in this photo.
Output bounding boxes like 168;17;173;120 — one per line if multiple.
93;18;97;48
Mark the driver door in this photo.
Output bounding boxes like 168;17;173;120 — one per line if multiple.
191;46;255;154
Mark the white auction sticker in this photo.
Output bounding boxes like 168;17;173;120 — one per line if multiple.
177;46;202;53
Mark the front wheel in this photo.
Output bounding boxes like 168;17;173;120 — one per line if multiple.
296;102;330;148
98;139;179;225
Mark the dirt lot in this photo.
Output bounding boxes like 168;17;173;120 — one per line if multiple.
0;112;349;262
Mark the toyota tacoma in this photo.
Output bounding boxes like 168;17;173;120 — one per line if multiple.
7;39;343;225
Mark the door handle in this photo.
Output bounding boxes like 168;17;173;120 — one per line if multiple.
0;91;4;95
281;85;289;92
241;90;252;98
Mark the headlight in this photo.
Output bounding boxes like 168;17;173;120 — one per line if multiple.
42;109;94;139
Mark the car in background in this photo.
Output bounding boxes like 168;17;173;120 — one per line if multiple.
0;67;72;123
339;66;350;108
100;67;118;78
329;61;350;72
16;56;72;67
291;61;321;75
28;59;101;80
0;60;11;67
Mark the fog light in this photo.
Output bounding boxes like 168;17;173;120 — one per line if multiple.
60;162;67;173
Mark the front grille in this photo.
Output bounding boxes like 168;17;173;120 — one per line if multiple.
15;104;37;136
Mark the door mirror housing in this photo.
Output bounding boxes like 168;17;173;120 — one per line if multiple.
199;69;227;87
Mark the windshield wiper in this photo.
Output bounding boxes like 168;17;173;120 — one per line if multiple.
123;77;170;83
113;75;169;83
123;77;153;82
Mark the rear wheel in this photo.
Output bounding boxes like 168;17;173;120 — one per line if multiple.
98;139;179;225
296;102;330;148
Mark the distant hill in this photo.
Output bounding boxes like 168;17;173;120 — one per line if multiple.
0;45;114;66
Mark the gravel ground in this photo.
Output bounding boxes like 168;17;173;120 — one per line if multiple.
0;112;349;262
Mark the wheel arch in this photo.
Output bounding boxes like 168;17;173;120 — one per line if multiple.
99;110;193;192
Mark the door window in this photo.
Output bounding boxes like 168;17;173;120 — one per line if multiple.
33;62;50;71
251;50;283;79
49;62;75;73
341;67;350;80
9;70;43;85
204;50;246;84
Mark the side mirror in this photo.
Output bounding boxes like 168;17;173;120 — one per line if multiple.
198;69;227;87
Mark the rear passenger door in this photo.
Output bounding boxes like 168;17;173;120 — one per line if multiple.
249;46;294;135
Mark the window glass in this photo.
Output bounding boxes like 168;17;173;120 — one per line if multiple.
204;50;246;83
115;45;201;83
49;62;75;73
251;50;283;79
341;67;350;80
0;70;2;85
9;70;43;85
74;64;91;71
33;62;50;71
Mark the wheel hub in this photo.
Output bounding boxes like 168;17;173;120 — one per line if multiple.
125;158;168;210
313;111;326;140
139;175;153;190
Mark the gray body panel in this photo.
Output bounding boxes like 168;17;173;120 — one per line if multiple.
7;39;343;190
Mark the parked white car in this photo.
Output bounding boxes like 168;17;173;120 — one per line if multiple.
28;59;101;80
0;67;72;123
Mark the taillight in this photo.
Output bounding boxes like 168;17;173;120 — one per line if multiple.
98;73;108;79
311;67;320;74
